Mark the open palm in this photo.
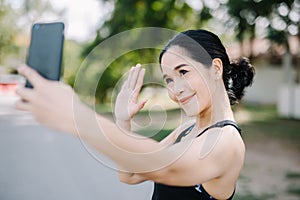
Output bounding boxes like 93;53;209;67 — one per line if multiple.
114;64;147;121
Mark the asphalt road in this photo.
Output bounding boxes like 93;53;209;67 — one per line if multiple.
0;95;153;200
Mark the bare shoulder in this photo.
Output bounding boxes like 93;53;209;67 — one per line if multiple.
221;125;245;154
218;125;245;168
196;125;245;166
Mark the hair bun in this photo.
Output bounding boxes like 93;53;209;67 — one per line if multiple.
233;57;255;87
224;57;255;105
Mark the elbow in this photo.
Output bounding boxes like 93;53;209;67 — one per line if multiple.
118;173;133;184
119;178;131;184
142;168;175;185
123;181;140;185
118;173;143;185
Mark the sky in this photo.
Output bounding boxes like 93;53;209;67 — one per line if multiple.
50;0;113;42
10;0;113;42
8;0;231;43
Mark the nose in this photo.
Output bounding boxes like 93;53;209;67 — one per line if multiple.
172;78;185;96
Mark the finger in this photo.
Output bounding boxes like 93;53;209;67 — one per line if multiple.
16;87;36;102
126;67;134;88
135;68;145;90
131;68;145;101
129;64;141;89
121;80;128;90
132;99;147;114
138;99;148;110
15;99;33;112
18;65;46;88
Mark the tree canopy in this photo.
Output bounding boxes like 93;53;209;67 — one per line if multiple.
78;0;300;103
80;0;209;103
0;1;18;65
225;0;300;57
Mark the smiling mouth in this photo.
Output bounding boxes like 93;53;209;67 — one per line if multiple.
179;94;195;105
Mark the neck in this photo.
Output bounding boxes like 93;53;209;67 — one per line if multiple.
195;81;234;130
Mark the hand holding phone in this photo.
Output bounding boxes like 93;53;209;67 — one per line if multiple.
26;22;64;88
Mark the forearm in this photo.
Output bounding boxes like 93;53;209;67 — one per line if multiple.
72;102;175;173
116;118;134;182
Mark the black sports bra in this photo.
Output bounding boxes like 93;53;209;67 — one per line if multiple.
174;120;241;144
152;120;241;200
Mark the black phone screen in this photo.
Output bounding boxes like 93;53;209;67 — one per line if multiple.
26;22;65;88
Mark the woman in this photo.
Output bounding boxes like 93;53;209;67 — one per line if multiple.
16;29;254;200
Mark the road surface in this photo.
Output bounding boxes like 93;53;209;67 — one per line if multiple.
0;93;153;200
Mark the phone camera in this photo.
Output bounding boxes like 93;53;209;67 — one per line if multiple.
34;24;40;30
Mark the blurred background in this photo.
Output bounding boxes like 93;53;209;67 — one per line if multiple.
0;0;299;200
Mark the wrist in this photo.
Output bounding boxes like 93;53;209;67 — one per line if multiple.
115;118;132;132
116;118;131;123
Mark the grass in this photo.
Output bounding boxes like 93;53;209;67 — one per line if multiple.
286;171;300;179
234;104;278;121
135;104;300;143
287;187;300;196
97;103;300;143
240;119;300;139
136;128;172;142
237;104;300;149
93;103;300;198
286;171;300;197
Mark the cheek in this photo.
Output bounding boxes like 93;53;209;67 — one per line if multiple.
197;86;212;107
167;89;178;103
191;79;211;105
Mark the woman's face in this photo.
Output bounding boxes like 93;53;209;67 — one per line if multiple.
161;46;214;117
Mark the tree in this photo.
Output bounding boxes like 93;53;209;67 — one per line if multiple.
17;0;64;28
224;0;300;83
0;1;18;65
225;0;299;57
80;0;209;104
0;0;64;72
262;0;299;83
82;0;197;57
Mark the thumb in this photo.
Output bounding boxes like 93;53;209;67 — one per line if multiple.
137;99;148;110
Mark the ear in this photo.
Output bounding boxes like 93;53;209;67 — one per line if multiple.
211;58;223;80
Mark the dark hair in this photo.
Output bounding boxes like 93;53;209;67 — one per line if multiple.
159;29;255;105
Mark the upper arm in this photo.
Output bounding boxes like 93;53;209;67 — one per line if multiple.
139;127;243;186
118;120;196;185
118;120;197;185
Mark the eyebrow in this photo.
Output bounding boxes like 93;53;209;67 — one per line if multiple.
163;64;189;79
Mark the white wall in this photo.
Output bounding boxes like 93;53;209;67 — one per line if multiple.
243;66;296;105
242;65;300;119
278;85;300;119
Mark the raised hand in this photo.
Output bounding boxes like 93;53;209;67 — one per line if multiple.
114;64;147;123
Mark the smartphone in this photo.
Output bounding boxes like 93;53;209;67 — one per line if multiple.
25;22;65;88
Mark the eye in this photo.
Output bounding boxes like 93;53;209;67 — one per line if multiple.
179;69;188;76
165;78;173;84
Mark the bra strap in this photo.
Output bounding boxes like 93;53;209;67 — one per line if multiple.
174;124;195;144
196;120;241;138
